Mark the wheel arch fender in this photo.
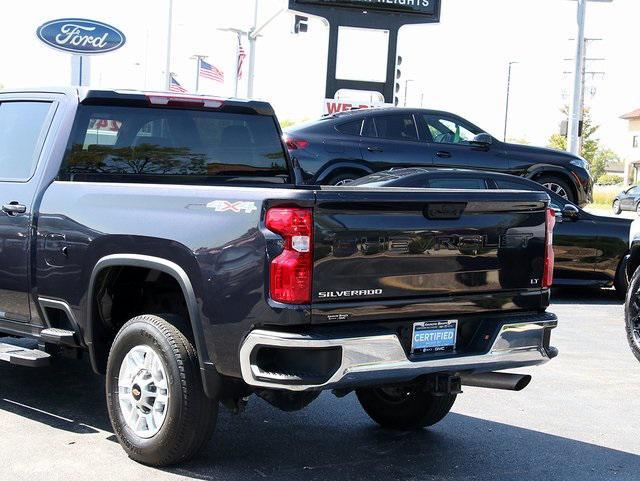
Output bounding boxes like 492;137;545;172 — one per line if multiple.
626;240;640;280
86;254;219;397
525;166;577;196
314;160;375;184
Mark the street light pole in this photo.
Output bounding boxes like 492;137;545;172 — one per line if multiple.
220;5;286;99
247;0;260;99
503;61;518;142
404;79;415;107
164;0;174;91
567;0;587;155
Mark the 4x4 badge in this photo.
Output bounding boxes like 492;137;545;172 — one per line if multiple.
207;200;257;214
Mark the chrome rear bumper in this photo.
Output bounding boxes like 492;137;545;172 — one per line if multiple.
240;314;557;392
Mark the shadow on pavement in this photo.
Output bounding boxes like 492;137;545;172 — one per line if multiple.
1;357;639;481
551;287;624;305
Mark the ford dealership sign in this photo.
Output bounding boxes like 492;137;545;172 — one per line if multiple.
36;18;126;54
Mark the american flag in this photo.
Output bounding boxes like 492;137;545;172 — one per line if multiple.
200;59;225;83
237;34;247;80
169;75;187;93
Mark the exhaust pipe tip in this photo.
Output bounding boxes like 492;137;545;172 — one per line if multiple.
460;372;532;392
512;374;532;391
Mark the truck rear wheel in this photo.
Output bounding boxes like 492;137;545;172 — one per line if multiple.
625;268;640;363
356;385;456;430
106;315;218;466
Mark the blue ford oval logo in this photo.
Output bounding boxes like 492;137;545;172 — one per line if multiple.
36;18;126;54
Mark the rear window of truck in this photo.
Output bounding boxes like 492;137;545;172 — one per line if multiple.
58;105;290;184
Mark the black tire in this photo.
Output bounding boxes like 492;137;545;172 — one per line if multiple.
356;385;456;430
614;257;629;297
612;199;622;215
106;315;218;466
625;267;640;362
537;175;576;203
325;171;363;186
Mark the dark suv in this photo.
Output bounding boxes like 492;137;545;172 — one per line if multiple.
285;108;593;205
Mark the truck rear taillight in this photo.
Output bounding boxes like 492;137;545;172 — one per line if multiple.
266;207;313;304
542;208;556;289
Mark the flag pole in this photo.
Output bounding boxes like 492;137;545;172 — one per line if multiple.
195;57;200;93
164;0;174;91
191;55;207;94
234;33;241;97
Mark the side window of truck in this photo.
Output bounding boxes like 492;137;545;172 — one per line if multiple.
58;105;290;183
0;101;53;182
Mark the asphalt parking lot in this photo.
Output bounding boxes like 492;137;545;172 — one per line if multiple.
1;288;639;481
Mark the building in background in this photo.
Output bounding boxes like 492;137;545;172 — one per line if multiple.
620;108;640;184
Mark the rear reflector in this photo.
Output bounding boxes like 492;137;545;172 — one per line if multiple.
266;208;313;304
542;208;556;289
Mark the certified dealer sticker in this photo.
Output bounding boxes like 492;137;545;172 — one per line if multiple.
206;200;258;214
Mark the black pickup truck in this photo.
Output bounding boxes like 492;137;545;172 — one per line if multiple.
0;88;557;466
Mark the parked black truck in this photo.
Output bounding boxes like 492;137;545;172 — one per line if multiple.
0;88;558;466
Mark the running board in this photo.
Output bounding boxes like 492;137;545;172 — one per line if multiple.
0;341;51;368
40;328;76;345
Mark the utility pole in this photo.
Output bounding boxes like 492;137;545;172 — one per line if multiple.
568;0;587;155
164;0;174;90
503;61;518;142
191;55;208;93
564;38;605;152
566;0;613;154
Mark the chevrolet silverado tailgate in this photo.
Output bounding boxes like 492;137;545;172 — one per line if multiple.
313;187;550;310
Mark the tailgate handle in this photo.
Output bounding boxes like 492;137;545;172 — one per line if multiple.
425;203;467;220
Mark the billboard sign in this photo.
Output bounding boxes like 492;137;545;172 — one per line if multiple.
36;18;126;55
323;98;388;115
290;0;438;16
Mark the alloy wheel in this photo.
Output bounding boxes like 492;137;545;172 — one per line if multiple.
628;289;640;352
117;345;170;438
542;182;569;200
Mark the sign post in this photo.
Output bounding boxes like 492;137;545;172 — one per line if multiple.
70;55;91;86
288;0;441;108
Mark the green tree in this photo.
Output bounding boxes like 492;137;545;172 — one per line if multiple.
548;107;618;182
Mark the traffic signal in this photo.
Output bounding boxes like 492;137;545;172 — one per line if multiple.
294;15;309;34
394;55;402;106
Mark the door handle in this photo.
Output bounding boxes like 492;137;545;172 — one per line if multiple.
366;146;384;152
436;151;452;159
2;202;26;215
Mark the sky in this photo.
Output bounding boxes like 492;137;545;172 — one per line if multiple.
1;0;638;157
